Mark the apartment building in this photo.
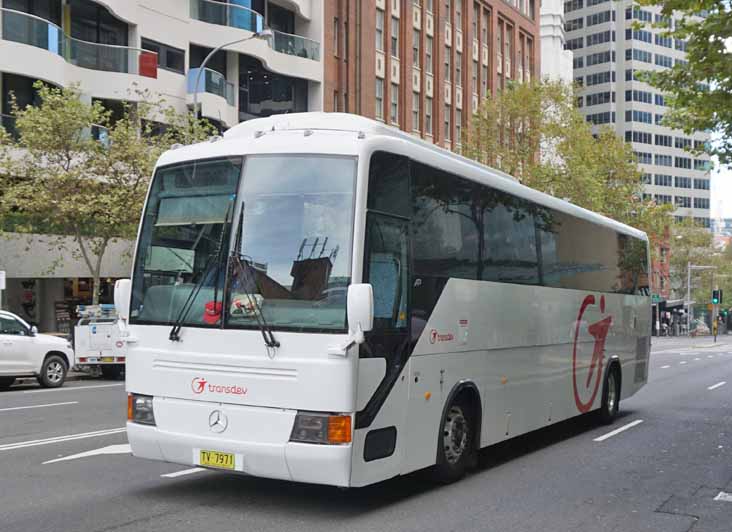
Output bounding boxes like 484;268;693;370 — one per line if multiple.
564;0;712;229
324;0;541;151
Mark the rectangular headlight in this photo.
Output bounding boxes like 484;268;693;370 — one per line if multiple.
128;393;156;426
289;412;351;444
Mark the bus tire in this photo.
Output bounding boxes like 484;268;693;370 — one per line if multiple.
598;364;620;425
433;398;475;484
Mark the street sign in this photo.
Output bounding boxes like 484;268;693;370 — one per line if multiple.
651;294;662;304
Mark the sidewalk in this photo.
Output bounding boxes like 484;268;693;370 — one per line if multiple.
652;334;728;350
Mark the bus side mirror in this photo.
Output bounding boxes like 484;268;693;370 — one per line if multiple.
114;279;132;321
347;284;374;339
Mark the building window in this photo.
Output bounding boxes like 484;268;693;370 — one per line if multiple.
445;48;451;81
472;60;478;94
445;104;451;140
455;0;462;30
455;108;462;142
481;64;488;97
141;38;185;74
455;51;462;86
376;10;385;52
425;96;433;135
333;17;339;57
413;29;421;68
333;90;339;112
473;2;479;36
391;16;400;58
391;83;399;124
375;79;384;120
413;92;420;131
425;36;434;74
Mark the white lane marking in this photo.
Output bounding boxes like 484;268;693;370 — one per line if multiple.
694;358;701;361
680;361;688;365
708;355;714;359
44;443;131;464
593;419;644;442
23;383;124;394
161;467;204;478
714;491;732;502
0;427;125;451
661;365;671;369
0;401;78;412
708;381;726;391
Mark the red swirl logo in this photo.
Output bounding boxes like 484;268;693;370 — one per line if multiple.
191;377;207;394
572;295;613;413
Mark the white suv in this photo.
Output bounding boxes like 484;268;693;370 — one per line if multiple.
0;310;75;389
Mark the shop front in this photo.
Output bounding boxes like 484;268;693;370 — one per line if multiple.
0;232;132;334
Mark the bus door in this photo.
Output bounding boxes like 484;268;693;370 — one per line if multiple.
352;212;411;483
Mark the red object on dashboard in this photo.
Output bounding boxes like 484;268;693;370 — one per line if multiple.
203;301;222;325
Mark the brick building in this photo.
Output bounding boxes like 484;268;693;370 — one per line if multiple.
324;0;541;151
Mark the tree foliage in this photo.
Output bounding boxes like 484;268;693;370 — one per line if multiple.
462;80;672;257
0;82;217;304
635;0;732;165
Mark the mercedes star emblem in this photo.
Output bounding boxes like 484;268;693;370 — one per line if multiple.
208;409;228;434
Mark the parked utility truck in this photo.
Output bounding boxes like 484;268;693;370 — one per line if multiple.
73;304;126;379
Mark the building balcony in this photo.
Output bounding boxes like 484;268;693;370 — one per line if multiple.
0;8;157;77
191;0;320;62
186;67;237;128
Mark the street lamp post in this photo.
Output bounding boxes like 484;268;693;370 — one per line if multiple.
191;28;273;124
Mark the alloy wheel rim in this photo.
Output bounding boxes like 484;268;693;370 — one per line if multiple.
443;406;469;465
47;361;63;383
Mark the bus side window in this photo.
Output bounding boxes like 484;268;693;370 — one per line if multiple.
364;214;408;331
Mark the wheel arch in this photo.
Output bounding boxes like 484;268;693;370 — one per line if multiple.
44;351;70;370
435;380;483;462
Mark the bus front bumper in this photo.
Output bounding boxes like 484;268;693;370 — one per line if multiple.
127;421;352;487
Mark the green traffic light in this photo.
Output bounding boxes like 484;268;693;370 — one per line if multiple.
713;298;719;304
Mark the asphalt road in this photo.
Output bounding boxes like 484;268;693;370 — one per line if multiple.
1;337;731;532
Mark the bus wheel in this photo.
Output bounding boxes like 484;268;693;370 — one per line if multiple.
598;365;620;425
433;400;474;483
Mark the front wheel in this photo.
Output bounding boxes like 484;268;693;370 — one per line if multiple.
38;355;68;388
432;401;475;483
598;366;620;424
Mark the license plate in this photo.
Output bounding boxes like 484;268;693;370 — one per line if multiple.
88;357;99;363
101;357;114;362
199;450;235;470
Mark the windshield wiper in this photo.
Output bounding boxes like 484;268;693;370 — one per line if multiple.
228;207;280;350
169;201;233;342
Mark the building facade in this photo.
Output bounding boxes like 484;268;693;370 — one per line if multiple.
324;0;541;151
0;0;540;331
539;0;573;82
564;0;712;228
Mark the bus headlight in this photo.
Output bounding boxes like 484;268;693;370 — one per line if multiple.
289;412;352;444
128;393;156;426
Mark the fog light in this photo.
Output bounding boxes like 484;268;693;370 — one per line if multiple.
128;393;156;426
289;412;352;444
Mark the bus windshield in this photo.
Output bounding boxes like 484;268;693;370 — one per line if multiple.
130;154;356;333
227;155;356;332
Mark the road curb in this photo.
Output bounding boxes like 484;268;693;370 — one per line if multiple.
15;373;98;385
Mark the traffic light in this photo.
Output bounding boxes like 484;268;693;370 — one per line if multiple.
720;289;724;305
712;289;720;305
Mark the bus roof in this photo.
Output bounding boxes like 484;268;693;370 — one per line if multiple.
161;112;648;242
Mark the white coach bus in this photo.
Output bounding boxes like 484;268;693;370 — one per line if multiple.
116;113;651;487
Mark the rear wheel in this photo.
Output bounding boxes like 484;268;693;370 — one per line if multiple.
598;366;620;424
101;365;124;380
433;400;475;483
38;355;67;388
0;377;15;389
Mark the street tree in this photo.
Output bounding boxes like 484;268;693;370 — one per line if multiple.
634;0;732;165
0;82;217;304
462;80;672;257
